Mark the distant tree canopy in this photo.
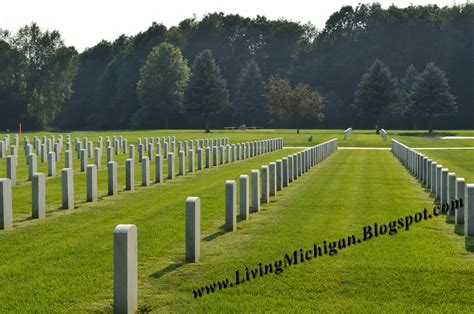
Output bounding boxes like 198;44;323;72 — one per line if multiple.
134;43;190;129
184;49;229;132
0;4;473;131
0;23;77;129
353;59;399;133
0;40;25;129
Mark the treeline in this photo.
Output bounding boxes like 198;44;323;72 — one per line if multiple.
0;3;472;131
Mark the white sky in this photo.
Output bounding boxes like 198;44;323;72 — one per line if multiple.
1;0;462;52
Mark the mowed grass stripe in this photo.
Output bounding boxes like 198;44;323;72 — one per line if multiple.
147;150;473;312
417;149;474;183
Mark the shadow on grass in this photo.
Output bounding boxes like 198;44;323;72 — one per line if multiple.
446;215;455;224
397;132;456;137
150;261;185;279
455;225;464;236
15;216;35;223
465;237;474;252
202;229;226;242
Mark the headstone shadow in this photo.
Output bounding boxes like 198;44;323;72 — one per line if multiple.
465;237;474;252
202;228;226;242
150;261;184;279
454;225;464;236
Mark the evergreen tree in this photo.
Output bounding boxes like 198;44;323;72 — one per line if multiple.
184;49;229;132
234;60;266;126
399;64;418;129
353;59;399;133
134;43;190;129
408;63;457;133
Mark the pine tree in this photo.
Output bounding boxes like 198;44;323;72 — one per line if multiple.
353;59;399;133
408;63;457;133
135;43;190;129
234;60;266;126
400;64;418;129
184;49;229;133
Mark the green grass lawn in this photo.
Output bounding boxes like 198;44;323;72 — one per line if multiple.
0;130;473;312
416;149;474;183
1;129;473;150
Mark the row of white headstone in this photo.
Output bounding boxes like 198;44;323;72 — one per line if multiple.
379;129;387;141
343;128;352;140
71;136;231;161
1;134;231;186
0;134;20;158
0;138;283;230
110;138;338;313
391;139;474;239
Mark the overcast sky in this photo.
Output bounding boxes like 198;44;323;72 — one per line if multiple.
1;0;462;52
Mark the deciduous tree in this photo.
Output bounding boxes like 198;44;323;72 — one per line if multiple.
266;75;324;134
10;23;77;129
134;43;190;129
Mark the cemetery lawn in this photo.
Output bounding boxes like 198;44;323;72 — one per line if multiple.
1;129;473;154
416;149;474;183
1;138;473;311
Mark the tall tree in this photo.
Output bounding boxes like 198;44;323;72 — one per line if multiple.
134;43;190;129
184;49;229;132
57;40;117;130
266;75;324;134
0;40;26;130
95;23;168;129
10;23;77;129
233;60;266;126
400;64;418;129
408;63;457;133
353;59;398;132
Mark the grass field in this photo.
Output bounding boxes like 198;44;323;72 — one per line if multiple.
1;129;473;149
0;129;473;312
416;149;474;183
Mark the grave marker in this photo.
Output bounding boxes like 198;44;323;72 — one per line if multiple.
261;166;269;204
113;224;138;313
142;157;150;186
0;178;13;229
47;152;56;177
186;197;200;263
108;161;118;196
225;180;237;232
125;159;134;191
61;168;74;209
87;164;98;202
240;175;249;221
